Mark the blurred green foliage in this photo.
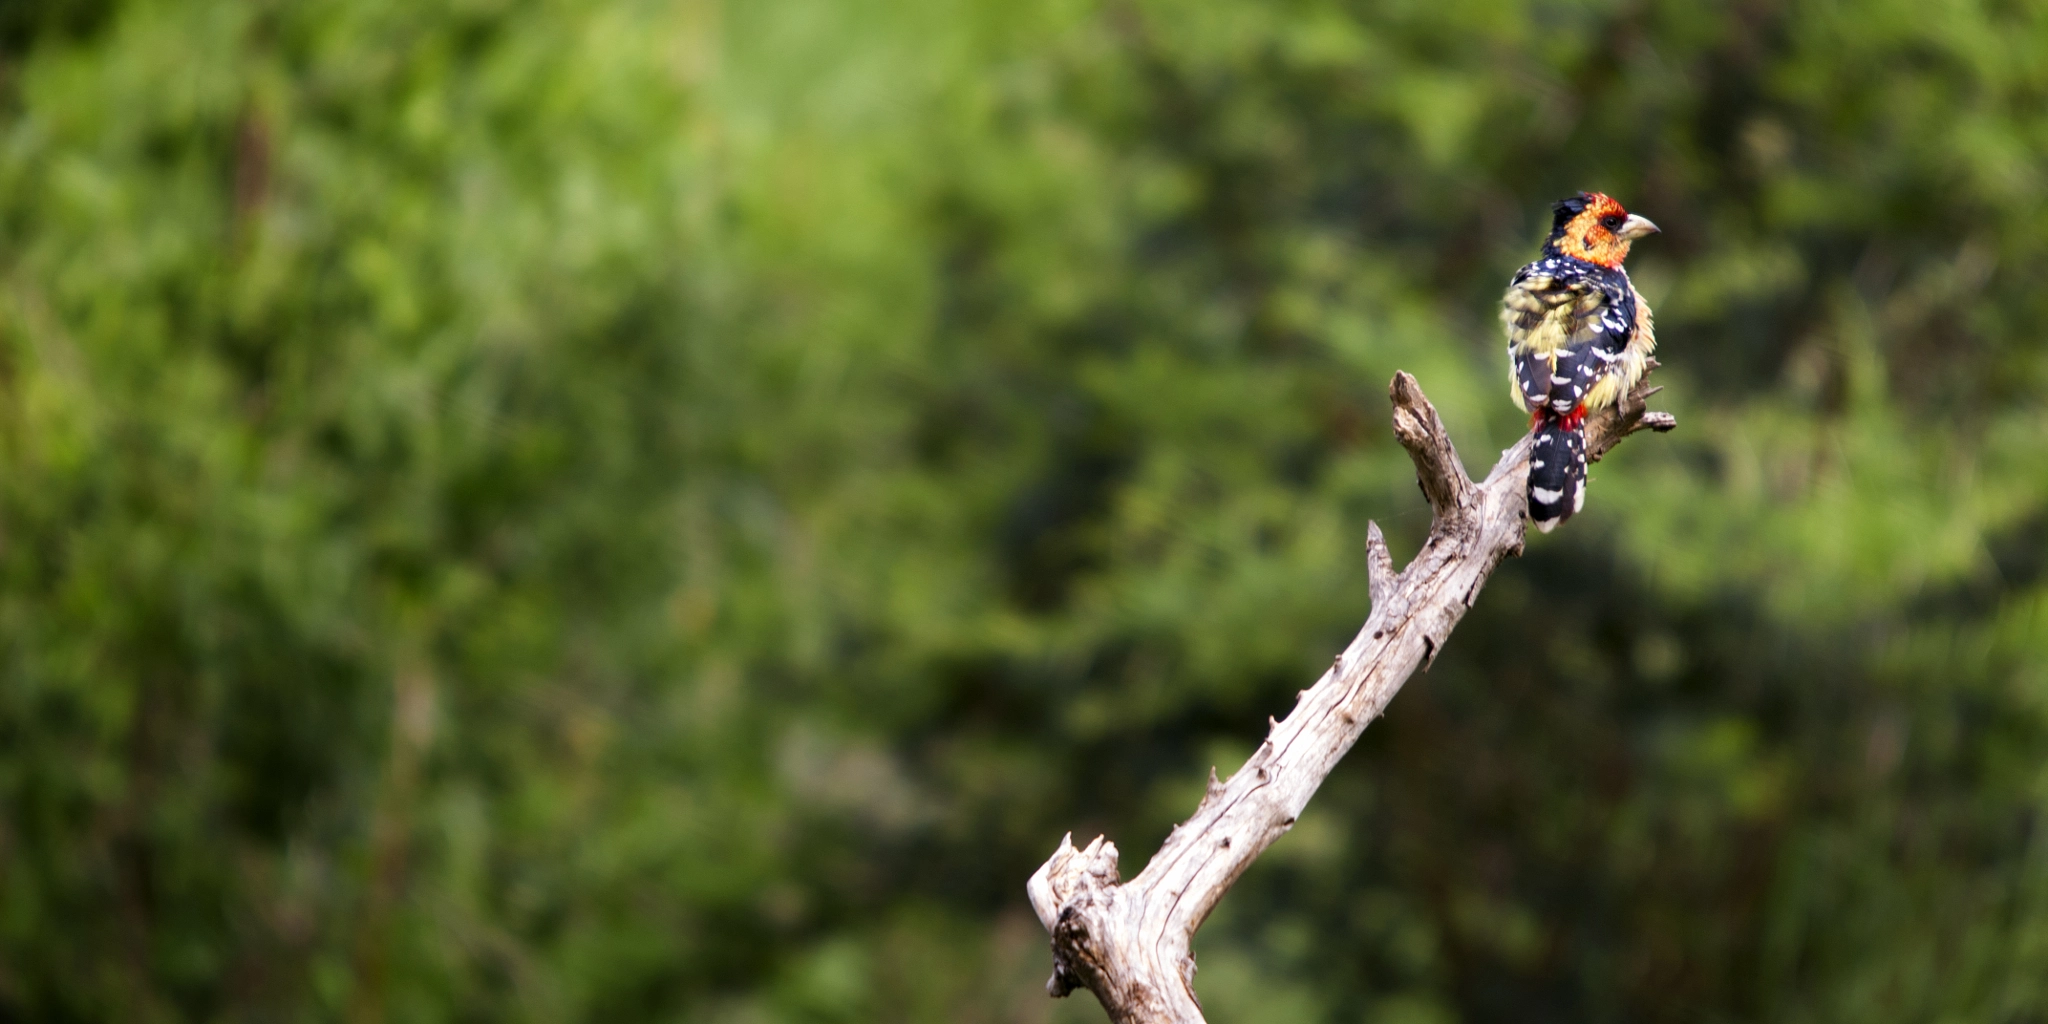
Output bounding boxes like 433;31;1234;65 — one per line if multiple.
1;0;2046;1021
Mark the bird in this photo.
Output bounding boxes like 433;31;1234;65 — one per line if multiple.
1500;191;1659;532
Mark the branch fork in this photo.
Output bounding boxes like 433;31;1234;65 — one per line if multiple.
1027;366;1673;1024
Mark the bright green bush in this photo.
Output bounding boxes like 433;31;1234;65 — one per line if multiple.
0;1;2044;1021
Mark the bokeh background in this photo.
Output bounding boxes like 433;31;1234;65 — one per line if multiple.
3;0;2047;1021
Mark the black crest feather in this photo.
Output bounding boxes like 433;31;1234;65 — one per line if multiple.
1549;192;1594;235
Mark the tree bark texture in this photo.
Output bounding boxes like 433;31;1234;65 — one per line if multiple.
1026;368;1675;1024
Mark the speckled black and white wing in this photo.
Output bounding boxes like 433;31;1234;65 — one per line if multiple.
1500;256;1638;415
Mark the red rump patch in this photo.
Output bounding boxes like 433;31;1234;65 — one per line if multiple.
1534;405;1588;431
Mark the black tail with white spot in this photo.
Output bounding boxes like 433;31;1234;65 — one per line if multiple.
1527;416;1587;532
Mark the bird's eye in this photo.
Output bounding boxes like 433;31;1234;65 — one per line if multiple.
1599;214;1625;231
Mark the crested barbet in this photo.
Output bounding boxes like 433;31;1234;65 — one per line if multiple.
1501;191;1659;532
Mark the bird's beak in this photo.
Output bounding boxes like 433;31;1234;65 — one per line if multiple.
1618;214;1660;240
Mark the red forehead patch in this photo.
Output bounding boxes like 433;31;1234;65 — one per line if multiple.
1580;192;1627;219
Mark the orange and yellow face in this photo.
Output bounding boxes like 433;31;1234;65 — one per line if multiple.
1552;192;1658;269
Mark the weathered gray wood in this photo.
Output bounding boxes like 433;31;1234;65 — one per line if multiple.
1026;367;1673;1024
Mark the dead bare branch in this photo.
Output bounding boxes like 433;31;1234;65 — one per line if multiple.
1026;367;1673;1023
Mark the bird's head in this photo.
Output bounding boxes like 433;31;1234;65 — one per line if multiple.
1545;191;1658;268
